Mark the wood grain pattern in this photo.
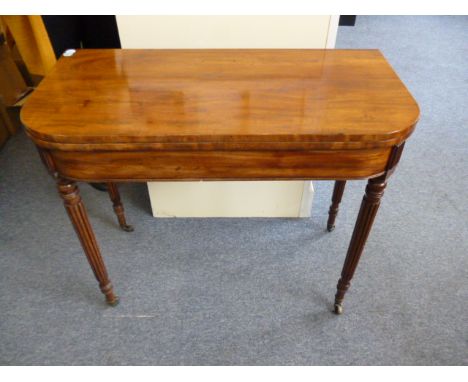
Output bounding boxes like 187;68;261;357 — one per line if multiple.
21;49;419;151
48;147;392;182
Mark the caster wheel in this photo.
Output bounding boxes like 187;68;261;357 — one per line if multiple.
106;296;120;307
327;225;335;232
121;224;134;232
334;303;343;315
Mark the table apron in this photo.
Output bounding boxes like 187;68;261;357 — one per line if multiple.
46;148;393;182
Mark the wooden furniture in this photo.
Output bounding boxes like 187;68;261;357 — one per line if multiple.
21;49;419;314
0;32;29;147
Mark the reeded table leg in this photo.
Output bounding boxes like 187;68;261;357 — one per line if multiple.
334;176;386;314
107;182;134;232
327;181;346;232
57;178;119;306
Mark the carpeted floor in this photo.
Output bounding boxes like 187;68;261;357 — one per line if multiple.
0;16;467;365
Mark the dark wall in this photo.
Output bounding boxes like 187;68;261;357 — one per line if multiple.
42;16;121;58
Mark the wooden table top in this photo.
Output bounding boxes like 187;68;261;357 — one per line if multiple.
21;49;419;151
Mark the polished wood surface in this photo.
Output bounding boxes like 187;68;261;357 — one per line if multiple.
333;143;404;314
334;176;387;315
49;147;392;182
22;49;419;151
56;178;119;306
22;49;419;314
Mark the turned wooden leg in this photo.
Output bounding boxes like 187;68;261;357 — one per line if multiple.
57;178;119;306
327;180;346;232
334;176;386;314
107;182;134;232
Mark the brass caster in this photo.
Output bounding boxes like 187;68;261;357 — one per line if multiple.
121;224;134;232
106;296;120;307
327;225;335;232
334;303;343;315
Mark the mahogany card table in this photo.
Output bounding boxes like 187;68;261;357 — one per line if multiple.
21;49;419;314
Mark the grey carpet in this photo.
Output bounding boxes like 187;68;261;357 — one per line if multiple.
0;16;467;365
